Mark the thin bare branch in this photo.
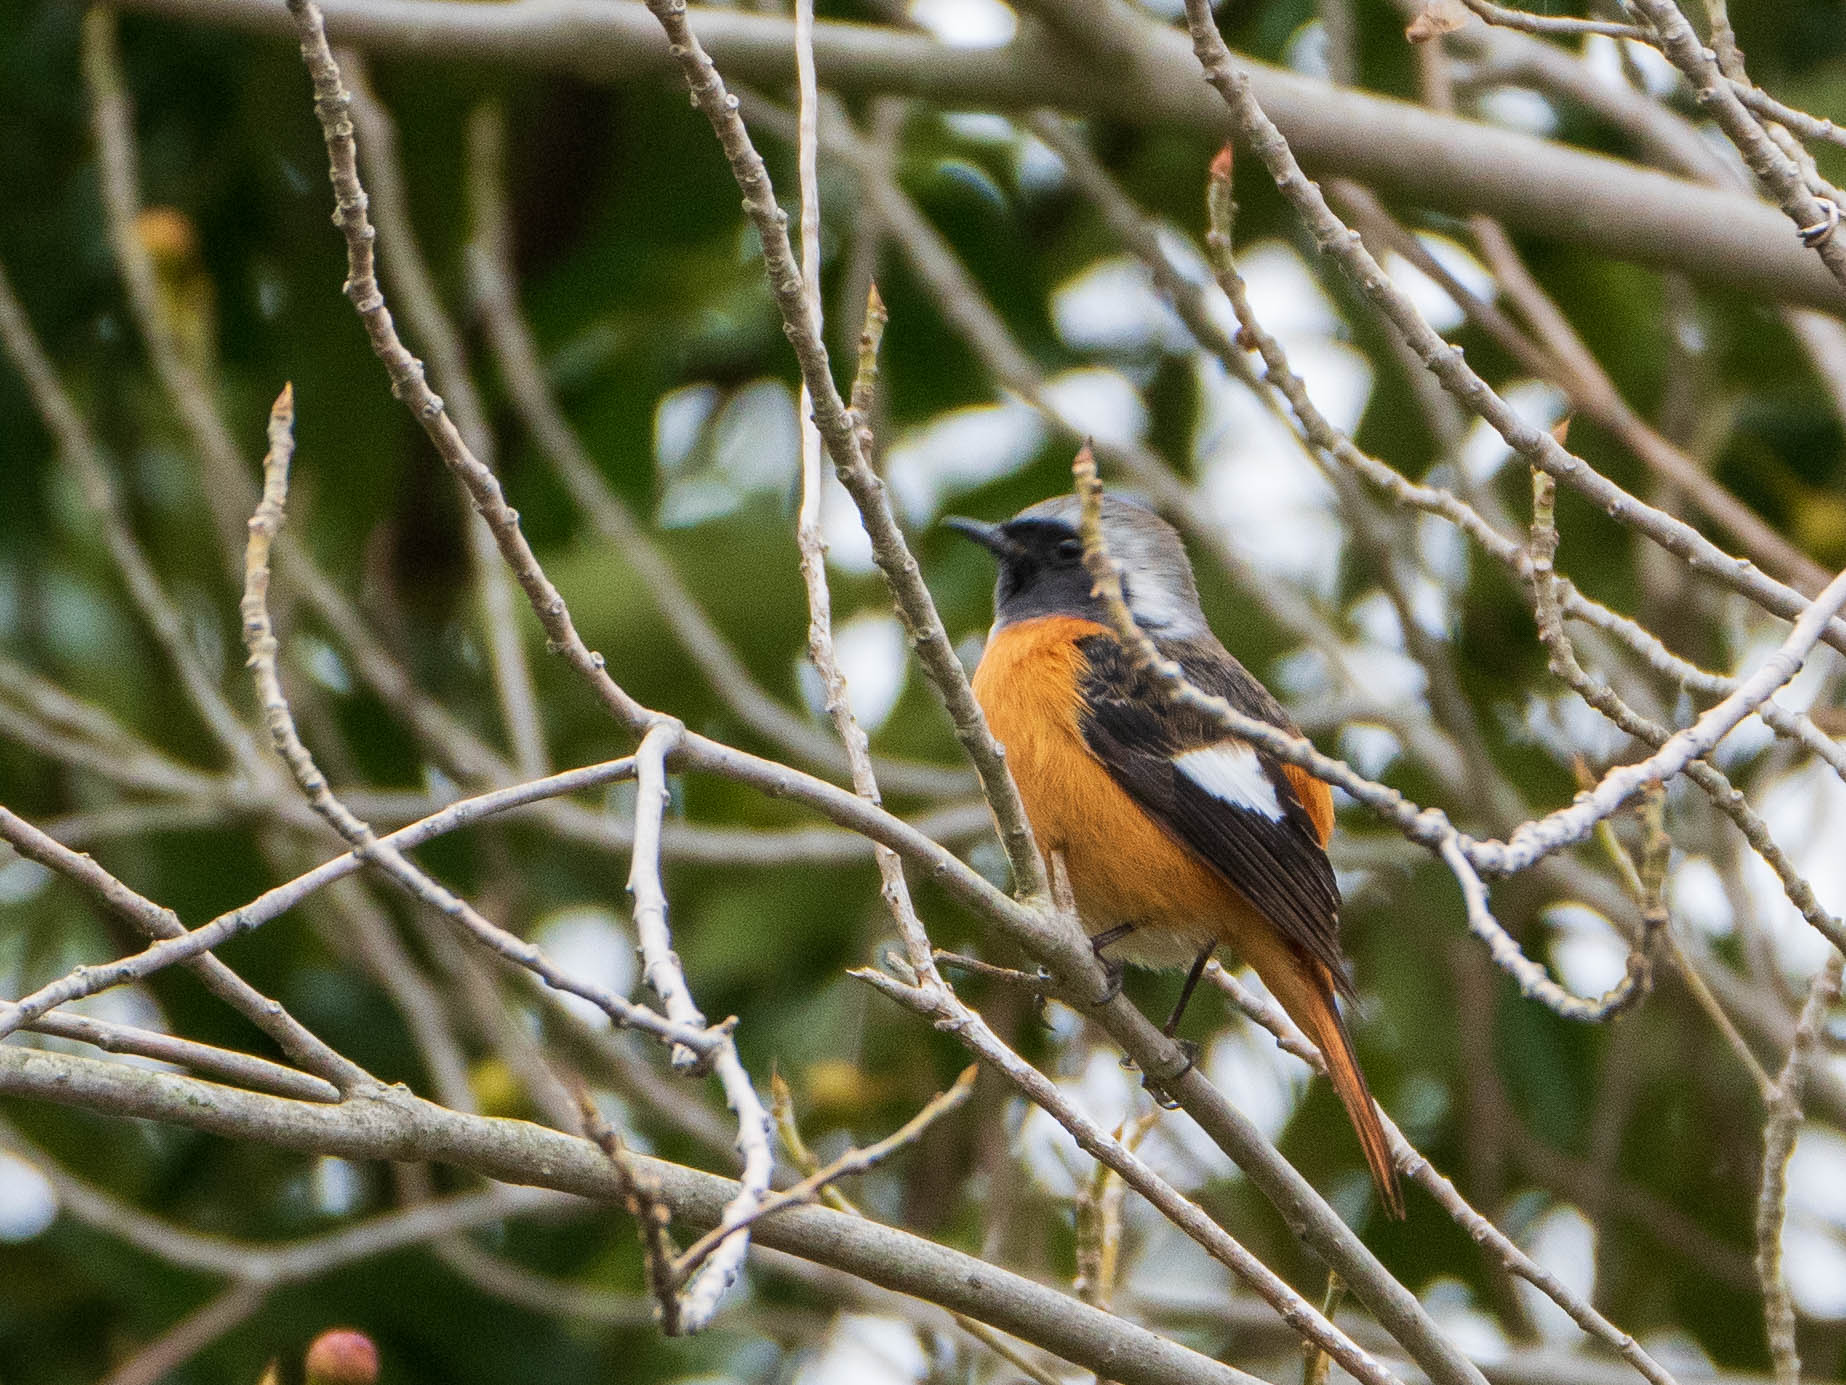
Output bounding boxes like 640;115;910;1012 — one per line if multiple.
1755;951;1844;1385
98;1281;268;1385
0;803;368;1091
235;384;717;1053
341;60;550;781
673;1064;977;1281
637;0;1051;903
458;105;970;801
281;0;653;735
16;1013;339;1103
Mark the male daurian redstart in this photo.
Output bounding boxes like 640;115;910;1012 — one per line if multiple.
950;494;1404;1219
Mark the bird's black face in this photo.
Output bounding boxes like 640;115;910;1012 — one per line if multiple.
945;515;1106;629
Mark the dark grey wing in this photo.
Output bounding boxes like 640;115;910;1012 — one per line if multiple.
1075;632;1350;991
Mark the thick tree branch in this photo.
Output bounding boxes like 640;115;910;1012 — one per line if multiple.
0;1045;1257;1385
109;0;1846;312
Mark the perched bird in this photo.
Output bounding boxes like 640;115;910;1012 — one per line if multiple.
949;494;1403;1218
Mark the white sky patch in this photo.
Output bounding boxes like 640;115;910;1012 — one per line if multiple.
1637;1328;1716;1379
298;632;353;696
795;1315;929;1385
1147;225;1234;345
1714;637;1836;770
1784;1220;1846;1319
529;907;638;1028
1417;510;1470;590
1670;855;1734;941
1191;241;1372;597
1052;256;1193;356
1237;241;1341;341
1014;1042;1298;1196
1517;690;1633;766
0;857;51;905
1476;87;1559;137
1772;642;1838;712
66;985;172;1072
1788;1125;1846;1228
1709;711;1775;770
829;611;909;731
940;112;1015;144
1346;591;1431;704
1459;379;1568;485
883;399;1045;524
1213;248;1372;429
1518;1204;1598;1341
1785;1129;1846;1316
1381;234;1494;335
0;1153;57;1243
1155;226;1214;289
1696;125;1756;187
1284;18;1332;78
1274;645;1334;703
422;764;460;808
1043;366;1149;448
906;0;1016;47
1201;1016;1310;1145
310;1156;366;1217
1279;336;1374;437
654;382;719;474
1015;1048;1136;1198
1344;644;1429;708
821;470;877;575
1421;1278;1512;1365
1339;723;1402;778
1737;759;1846;978
711;380;799;490
1121;1213;1234;1313
1544;902;1631;998
656;379;799;528
1015;130;1066;194
1405;569;1452;639
1382;252;1465;334
1423;232;1498;305
1039;997;1088;1046
1175;743;1284;819
1582;33;1681;98
1195;358;1346;600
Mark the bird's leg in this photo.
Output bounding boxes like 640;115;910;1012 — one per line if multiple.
1139;945;1214;1109
1088;922;1135;1006
1162;946;1214;1042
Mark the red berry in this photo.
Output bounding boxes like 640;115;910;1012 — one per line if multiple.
305;1329;378;1385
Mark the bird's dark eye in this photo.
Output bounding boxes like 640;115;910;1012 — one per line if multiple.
1055;538;1083;562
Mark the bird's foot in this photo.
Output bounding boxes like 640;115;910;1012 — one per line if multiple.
1090;955;1125;1008
1088;923;1135;1007
1140;1038;1199;1110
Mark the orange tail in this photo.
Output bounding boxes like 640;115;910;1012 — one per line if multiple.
1263;954;1405;1220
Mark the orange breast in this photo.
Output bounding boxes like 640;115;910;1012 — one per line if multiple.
971;616;1280;971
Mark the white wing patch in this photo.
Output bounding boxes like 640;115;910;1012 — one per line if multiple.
1174;742;1285;820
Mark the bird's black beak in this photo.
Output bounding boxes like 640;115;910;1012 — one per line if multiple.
943;516;1020;562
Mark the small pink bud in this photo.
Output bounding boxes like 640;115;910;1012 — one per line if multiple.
305;1329;378;1385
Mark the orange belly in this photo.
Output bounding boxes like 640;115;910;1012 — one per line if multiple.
971;616;1286;973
